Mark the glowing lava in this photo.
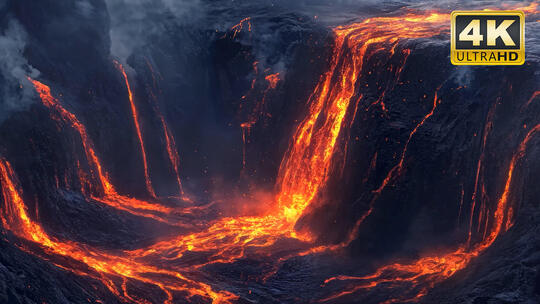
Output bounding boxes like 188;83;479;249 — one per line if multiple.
27;78;183;226
145;60;186;199
322;124;540;303
230;17;251;39
114;61;157;199
1;5;534;304
160;115;185;197
240;72;280;168
0;158;237;304
276;12;447;224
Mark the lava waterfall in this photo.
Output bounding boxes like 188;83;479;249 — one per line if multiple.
0;1;539;304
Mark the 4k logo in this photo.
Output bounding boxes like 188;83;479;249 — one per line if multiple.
451;11;524;65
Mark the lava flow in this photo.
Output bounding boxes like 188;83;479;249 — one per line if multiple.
240;71;280;168
24;9;447;302
115;60;157;199
1;4;535;304
322;123;540;303
230;17;251;39
27;78;184;226
276;11;447;225
0;158;237;304
160;114;185;197
126;10;452;279
127;10;443;263
145;60;186;198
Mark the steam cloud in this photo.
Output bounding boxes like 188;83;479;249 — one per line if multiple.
105;0;203;63
0;19;40;123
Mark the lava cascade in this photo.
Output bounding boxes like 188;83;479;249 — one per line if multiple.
0;5;535;304
317;7;537;303
146;60;186;199
275;11;447;225
114;61;157;199
28;78;184;226
0;158;237;304
321;123;540;303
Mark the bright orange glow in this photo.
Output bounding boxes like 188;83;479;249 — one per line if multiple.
321;125;540;303
27;79;184;226
276;12;448;224
265;73;280;89
124;12;435;274
373;90;441;195
145;60;187;199
230;17;252;39
317;10;536;303
28;77;116;196
0;158;237;304
240;72;280;168
114;61;157;199
9;5;533;304
160;115;185;197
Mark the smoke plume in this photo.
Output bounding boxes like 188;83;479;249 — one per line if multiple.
0;19;40;123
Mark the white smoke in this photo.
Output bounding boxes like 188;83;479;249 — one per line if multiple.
0;19;40;122
105;0;203;63
76;0;96;18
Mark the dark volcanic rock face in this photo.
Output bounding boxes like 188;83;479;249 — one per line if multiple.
0;0;539;303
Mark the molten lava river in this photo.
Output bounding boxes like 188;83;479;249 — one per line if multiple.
0;2;539;304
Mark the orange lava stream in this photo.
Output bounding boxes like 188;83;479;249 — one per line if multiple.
230;17;251;39
117;9;452;286
374;89;441;195
265;73;280;89
25;79;292;292
275;25;362;225
191;12;452;275
276;11;447;225
322;124;540;303
27;79;183;226
0;158;237;304
160;115;185;197
319;9;539;302
127;10;407;267
6;5;533;304
240;72;280;168
150;11;447;270
27;78;116;197
145;60;187;199
467;103;496;245
114;61;157;199
507;1;538;14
